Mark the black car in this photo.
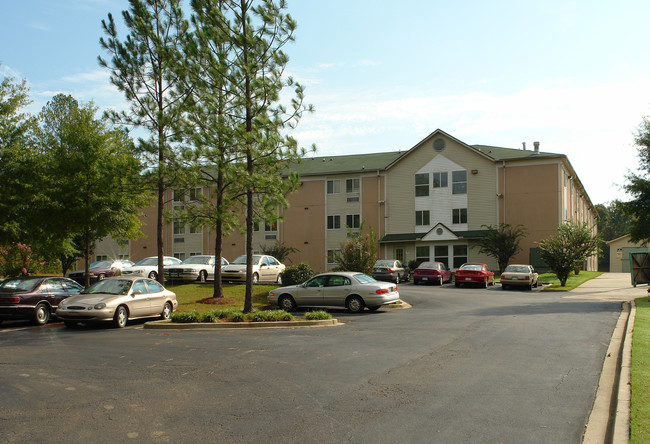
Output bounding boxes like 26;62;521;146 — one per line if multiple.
371;259;410;284
0;276;84;325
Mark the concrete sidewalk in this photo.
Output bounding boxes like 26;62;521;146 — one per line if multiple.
571;273;642;444
565;272;643;302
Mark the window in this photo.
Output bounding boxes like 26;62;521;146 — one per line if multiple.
415;210;430;226
433;172;448;188
327;275;351;286
173;189;185;202
265;220;277;232
96;255;108;261
189;187;201;201
415;173;429;197
327;249;340;264
452;170;467;194
453;245;468;269
253;221;260;231
173;221;185;235
452;208;467;224
327;215;341;229
327;180;340;194
346;214;360;229
416;246;430;262
434;246;449;267
173;252;185;260
189;224;201;234
346;178;360;193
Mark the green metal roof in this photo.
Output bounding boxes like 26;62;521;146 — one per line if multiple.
472;145;564;161
380;229;495;243
284;151;406;176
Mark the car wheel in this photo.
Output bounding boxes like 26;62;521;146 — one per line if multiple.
347;295;365;313
198;271;207;283
278;295;296;312
276;273;283;285
367;306;380;311
413;279;419;285
33;303;50;325
455;282;460;288
161;302;173;320
252;273;259;284
484;278;489;289
502;284;508;290
113;305;128;328
98;273;106;280
148;271;157;280
64;321;78;328
528;282;533;291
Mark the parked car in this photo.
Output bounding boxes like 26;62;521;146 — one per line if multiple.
500;264;539;290
268;272;400;313
454;263;495;288
0;276;84;325
371;259;410;284
56;277;177;328
164;255;229;282
221;254;285;284
412;261;453;285
66;259;135;285
121;256;182;280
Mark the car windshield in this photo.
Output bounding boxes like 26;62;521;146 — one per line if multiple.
82;279;132;295
133;257;158;266
374;260;394;267
90;260;113;269
0;277;41;292
460;264;483;271
181;256;212;265
418;262;439;269
231;255;261;265
354;274;377;284
505;266;529;273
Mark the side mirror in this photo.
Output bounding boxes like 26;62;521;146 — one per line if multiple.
132;290;142;296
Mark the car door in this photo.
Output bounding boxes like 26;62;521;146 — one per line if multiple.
144;279;166;316
295;275;327;306
128;279;151;317
267;257;282;281
322;275;352;307
56;279;83;308
259;256;272;281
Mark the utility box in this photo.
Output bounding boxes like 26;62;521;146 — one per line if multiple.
630;251;650;287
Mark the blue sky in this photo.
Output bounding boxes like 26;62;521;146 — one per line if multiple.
2;0;649;205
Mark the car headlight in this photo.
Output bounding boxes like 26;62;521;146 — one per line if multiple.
94;303;106;310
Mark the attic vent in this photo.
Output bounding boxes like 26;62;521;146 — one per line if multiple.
433;138;446;152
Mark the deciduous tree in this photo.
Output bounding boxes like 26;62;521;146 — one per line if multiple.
477;224;528;274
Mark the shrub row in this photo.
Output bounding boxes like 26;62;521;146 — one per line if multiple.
170;308;332;323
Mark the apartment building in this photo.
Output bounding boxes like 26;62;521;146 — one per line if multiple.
94;129;598;272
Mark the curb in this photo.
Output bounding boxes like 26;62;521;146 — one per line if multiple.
144;318;341;329
583;301;632;444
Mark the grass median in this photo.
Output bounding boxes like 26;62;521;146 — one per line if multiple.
631;296;650;443
166;281;278;313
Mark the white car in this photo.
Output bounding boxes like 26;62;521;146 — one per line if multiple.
164;255;229;282
121;256;181;280
221;254;285;284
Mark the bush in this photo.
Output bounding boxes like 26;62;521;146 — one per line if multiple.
171;311;201;323
305;310;332;320
408;260;421;271
281;262;315;286
249;310;294;322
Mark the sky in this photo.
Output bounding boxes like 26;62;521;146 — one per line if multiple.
1;0;649;206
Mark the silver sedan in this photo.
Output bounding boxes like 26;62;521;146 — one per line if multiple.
268;272;400;313
56;277;177;328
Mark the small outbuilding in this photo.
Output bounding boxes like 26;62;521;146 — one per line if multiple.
607;234;649;273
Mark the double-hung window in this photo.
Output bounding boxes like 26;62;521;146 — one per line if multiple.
327;215;340;229
415;173;429;196
346;178;360;193
346;214;360;229
452;170;467;194
327;180;340;194
433;172;448;188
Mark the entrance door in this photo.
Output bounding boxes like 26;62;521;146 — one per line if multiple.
394;247;405;263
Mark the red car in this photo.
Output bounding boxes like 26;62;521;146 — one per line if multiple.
454;263;495;288
413;261;453;285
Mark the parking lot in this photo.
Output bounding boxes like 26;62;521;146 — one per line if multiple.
0;282;622;443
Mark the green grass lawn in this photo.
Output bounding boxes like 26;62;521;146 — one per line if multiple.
166;282;277;313
631;297;650;443
537;271;603;291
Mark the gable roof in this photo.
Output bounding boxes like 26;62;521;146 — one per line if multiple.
381;229;495;243
285;151;405;177
471;144;564;161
